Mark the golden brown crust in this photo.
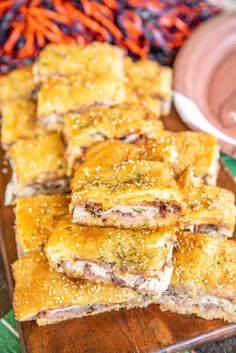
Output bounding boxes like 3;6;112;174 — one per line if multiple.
71;151;233;233
15;195;70;254
12;253;141;321
7;133;67;189
33;42;124;82
71;130;219;186
0;65;34;102
182;185;235;234
37;74;126;125
71;140;139;188
172;232;236;303
124;57;172;115
1;98;45;148
136;131;219;185
64;103;163;173
71;160;182;209
82;140;139;168
35;43;126;130
45;215;175;277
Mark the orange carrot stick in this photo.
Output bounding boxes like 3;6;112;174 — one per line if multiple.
0;0;13;14
121;16;142;40
36;31;45;48
65;3;109;40
23;30;35;54
27;15;43;31
3;23;25;53
124;9;142;28
92;2;114;19
102;0;118;10
30;15;65;38
92;11;123;41
17;30;35;58
29;7;71;25
124;38;148;58
40;28;63;43
81;0;113;19
52;0;69;16
29;0;42;7
75;34;86;44
27;16;63;43
19;4;28;15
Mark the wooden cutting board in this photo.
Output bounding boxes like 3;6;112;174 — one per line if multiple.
1;108;236;353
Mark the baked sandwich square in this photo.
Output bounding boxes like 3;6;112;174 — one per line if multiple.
1;98;45;149
159;232;236;323
37;73;126;131
33;42;124;82
45;215;175;295
138;132;219;186
70;160;183;229
70;140;140;189
64;103;163;173
15;194;70;256
125;57;172;116
6;133;68;203
13;253;147;326
182;185;235;238
0;65;35;102
75;140;139;170
74;131;219;186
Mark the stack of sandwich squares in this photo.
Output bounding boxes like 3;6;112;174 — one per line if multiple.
1;42;235;327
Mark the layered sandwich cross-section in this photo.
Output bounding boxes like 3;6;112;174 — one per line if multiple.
159;232;236;323
6;133;69;203
45;215;175;295
70;160;183;229
13;253;147;326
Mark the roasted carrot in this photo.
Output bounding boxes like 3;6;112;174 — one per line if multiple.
0;0;13;14
29;7;71;25
65;3;110;41
0;0;222;74
123;9;142;29
92;12;123;41
124;38;148;58
36;31;45;48
29;0;42;7
121;15;142;40
3;23;25;53
81;1;113;19
17;30;35;58
102;0;118;11
31;16;65;38
52;0;69;15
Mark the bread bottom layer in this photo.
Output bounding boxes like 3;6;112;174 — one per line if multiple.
159;288;236;323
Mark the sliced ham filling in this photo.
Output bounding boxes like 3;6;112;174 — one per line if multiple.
159;287;236;322
71;202;181;228
27;297;151;325
40;101;115;130
184;224;232;238
67;132;148;173
5;171;69;205
53;243;173;296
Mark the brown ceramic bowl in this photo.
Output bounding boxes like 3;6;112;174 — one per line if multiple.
174;13;236;157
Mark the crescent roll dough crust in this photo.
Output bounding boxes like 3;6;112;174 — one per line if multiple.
13;253;146;325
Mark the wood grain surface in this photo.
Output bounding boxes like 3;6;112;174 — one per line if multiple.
1;108;236;353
